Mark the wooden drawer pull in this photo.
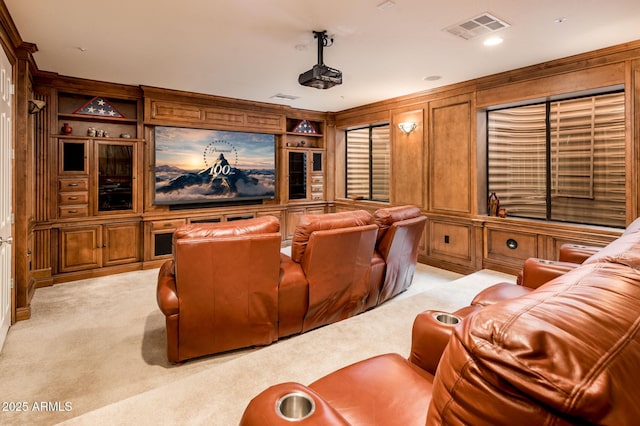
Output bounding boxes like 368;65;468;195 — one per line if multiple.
68;196;78;200
68;183;79;187
68;210;78;214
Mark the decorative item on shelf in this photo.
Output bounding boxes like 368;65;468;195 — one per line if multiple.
61;123;73;135
72;96;125;118
488;192;500;216
297;140;306;147
87;127;96;137
498;207;507;218
292;119;318;134
398;122;417;135
120;133;131;139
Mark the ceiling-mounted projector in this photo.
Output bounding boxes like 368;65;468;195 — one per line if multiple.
298;30;342;89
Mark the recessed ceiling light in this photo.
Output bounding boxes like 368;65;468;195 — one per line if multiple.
377;0;395;11
270;93;299;101
423;75;442;81
554;17;568;24
483;36;503;46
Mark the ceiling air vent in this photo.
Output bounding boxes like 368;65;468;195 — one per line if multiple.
444;12;510;40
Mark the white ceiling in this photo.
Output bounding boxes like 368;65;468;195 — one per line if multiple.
7;0;640;112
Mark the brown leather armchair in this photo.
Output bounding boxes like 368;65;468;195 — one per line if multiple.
156;216;282;363
367;205;427;309
241;220;640;425
278;210;379;337
157;208;425;363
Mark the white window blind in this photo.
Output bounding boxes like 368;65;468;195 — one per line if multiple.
488;91;625;228
346;124;390;201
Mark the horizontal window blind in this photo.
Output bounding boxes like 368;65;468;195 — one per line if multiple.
488;91;625;228
346;128;370;199
346;124;390;202
488;104;547;219
371;126;390;201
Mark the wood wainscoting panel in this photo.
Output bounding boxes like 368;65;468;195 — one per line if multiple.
392;109;425;207
429;220;471;261
428;94;473;214
484;227;538;269
146;98;285;133
150;101;203;122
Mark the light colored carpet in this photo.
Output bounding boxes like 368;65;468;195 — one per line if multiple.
0;263;514;426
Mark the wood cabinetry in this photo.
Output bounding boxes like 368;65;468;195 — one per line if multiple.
286;149;324;202
284;117;325;203
51;90;144;282
284;206;326;241
59;221;141;273
55;136;140;218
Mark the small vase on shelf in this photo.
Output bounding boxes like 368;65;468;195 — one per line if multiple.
61;123;73;135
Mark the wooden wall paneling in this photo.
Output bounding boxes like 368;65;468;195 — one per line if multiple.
428;94;473;214
142;87;286;134
324;117;336;203
14;43;38;320
421;215;477;274
483;225;538;272
476;63;625;108
391;108;425;208
631;59;640;223
143;126;164;213
429;219;471;261
34;89;51;222
32;227;52;288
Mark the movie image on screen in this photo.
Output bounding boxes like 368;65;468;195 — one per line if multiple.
154;126;276;205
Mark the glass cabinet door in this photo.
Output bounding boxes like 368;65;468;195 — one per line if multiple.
59;140;88;174
288;151;307;200
97;141;134;212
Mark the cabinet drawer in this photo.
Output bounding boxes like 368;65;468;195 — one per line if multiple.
59;205;89;218
486;229;537;263
59;178;89;191
151;219;186;230
59;192;89;205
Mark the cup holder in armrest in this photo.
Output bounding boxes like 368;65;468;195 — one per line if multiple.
276;392;316;421
433;312;460;325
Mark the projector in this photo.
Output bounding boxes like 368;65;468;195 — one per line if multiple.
298;64;343;89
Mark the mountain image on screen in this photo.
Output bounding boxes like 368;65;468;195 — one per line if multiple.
155;153;275;202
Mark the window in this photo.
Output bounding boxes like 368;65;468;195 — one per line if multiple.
345;124;390;202
487;91;625;228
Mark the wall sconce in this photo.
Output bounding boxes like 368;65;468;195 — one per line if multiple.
398;122;417;135
28;99;46;114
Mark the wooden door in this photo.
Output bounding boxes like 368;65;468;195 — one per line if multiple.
103;222;140;266
0;47;12;350
59;226;102;273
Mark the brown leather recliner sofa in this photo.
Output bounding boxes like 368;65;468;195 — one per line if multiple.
157;206;426;363
241;218;640;425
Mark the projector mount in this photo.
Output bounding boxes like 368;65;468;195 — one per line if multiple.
298;30;342;89
314;30;333;66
